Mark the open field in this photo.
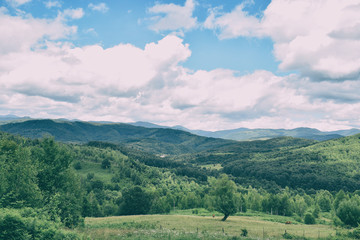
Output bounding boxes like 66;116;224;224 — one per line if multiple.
78;214;339;239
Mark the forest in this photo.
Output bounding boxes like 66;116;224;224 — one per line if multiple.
2;120;360;239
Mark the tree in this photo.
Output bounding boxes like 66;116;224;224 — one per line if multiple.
337;199;360;227
0;139;42;208
101;159;111;169
334;190;348;210
313;205;320;218
36;138;73;197
211;175;237;221
120;186;151;215
304;213;316;224
316;190;332;212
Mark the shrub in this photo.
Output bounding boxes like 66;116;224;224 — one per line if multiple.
351;227;360;239
0;208;80;239
73;162;82;170
337;200;360;227
304;213;316;224
101;159;111;169
0;214;29;240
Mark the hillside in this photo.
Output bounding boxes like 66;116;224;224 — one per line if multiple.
129;122;350;141
220;133;360;191
2;116;356;141
2;118;360;192
2;128;360;239
0;119;239;155
0;119;319;156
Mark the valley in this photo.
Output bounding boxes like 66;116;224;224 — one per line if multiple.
1;119;360;239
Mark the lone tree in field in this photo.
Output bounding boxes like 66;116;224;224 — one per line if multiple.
212;174;237;221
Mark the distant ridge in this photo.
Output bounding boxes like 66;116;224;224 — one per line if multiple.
0;119;241;155
1;117;359;142
127;122;358;141
0;114;31;122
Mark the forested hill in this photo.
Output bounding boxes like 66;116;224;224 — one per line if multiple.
0;119;318;155
218;133;360;192
129;121;352;141
3;119;360;192
0;119;242;155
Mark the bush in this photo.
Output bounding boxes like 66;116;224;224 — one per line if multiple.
73;162;82;170
351;227;360;239
0;208;80;239
0;214;29;240
101;159;111;169
304;213;316;224
120;186;151;215
337;200;360;227
312;205;320;218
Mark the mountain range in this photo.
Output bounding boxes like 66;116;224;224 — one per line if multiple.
130;121;359;141
0;119;238;155
1;115;359;142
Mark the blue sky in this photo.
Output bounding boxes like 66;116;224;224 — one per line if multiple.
0;0;360;130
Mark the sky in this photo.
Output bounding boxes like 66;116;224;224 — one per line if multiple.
0;0;360;131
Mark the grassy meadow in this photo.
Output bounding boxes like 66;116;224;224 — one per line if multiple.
77;211;340;239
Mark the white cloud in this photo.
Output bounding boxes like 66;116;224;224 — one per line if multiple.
88;3;109;13
84;28;97;36
44;0;61;9
60;8;84;20
1;8;360;131
148;0;197;32
1;29;360;130
0;33;192;112
204;0;360;81
6;0;31;7
0;11;77;54
204;4;262;39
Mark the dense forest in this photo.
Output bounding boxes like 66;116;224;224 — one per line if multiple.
2;120;360;239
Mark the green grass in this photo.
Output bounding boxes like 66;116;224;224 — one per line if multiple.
199;164;223;170
77;214;339;239
235;210;303;225
76;161;114;183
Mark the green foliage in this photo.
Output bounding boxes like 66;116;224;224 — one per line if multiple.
211;175;237;221
35;138;73;196
120;186;151;215
304;213;316;224
3;125;360;237
73;162;82;170
350;227;360;239
337;199;360;227
0;135;83;228
101;158;111;169
316;191;333;212
150;196;171;214
222;134;360;192
261;192;293;216
241;228;248;237
1;119;242;155
334;190;348;210
0;213;30;239
0;139;42;208
313;205;320;218
0;208;80;239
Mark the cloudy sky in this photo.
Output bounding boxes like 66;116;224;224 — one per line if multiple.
0;0;360;131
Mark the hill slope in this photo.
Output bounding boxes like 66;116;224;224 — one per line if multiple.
128;122;353;141
0;119;318;156
220;133;360;191
0;119;238;155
